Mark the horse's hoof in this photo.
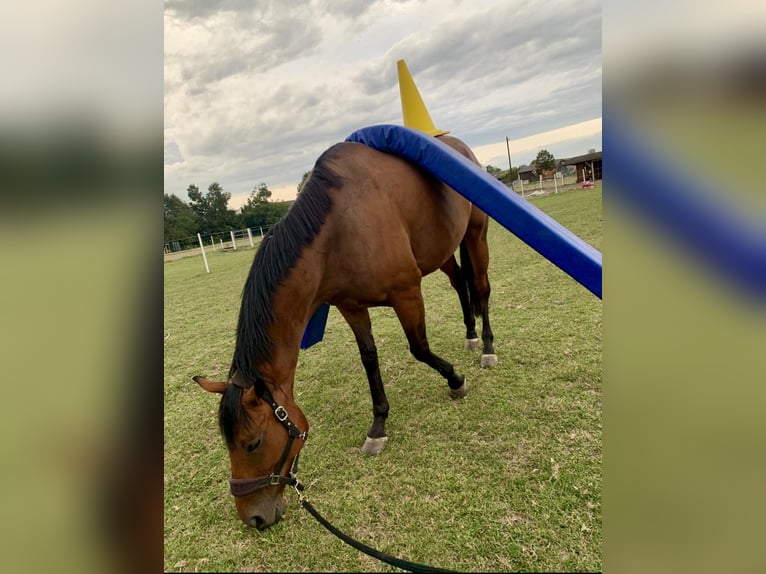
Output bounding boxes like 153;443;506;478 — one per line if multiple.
464;338;480;351
361;436;388;456
480;354;498;368
449;380;468;399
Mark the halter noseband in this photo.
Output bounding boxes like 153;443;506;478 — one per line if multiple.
227;386;308;498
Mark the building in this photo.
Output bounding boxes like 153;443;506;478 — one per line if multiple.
517;164;539;182
562;151;602;183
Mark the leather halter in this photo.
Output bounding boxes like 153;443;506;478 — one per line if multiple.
227;386;308;498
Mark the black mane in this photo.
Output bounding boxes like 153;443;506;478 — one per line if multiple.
219;144;345;445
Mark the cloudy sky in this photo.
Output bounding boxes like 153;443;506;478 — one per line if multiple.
165;0;602;207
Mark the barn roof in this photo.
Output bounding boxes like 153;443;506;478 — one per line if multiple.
563;151;602;166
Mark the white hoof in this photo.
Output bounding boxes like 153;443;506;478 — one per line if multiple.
449;380;468;399
361;436;388;456
464;338;480;351
480;354;498;368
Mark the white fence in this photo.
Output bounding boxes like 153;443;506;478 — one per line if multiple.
164;225;276;260
164;225;275;254
509;173;580;197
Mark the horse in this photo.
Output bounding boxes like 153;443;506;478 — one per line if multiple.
194;134;496;530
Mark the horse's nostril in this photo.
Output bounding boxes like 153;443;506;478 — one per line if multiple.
252;515;267;530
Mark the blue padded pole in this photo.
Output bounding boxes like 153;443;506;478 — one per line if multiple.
346;125;602;298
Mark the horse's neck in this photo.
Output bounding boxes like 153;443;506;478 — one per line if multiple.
257;251;324;388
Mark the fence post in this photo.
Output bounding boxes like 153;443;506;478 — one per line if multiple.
230;231;237;250
554;173;558;193
539;174;543;192
220;239;224;250
247;228;254;247
210;236;215;250
197;233;210;273
259;226;263;237
519;177;524;198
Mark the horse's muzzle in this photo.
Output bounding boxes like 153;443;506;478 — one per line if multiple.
240;494;287;530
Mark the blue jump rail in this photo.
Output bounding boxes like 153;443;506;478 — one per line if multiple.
346;125;603;299
301;124;603;349
605;115;766;301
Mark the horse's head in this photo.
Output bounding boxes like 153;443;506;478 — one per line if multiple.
194;375;309;530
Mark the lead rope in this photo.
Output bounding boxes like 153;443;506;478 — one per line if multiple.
291;483;456;574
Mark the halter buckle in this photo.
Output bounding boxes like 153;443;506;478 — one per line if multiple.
274;405;288;422
270;474;282;486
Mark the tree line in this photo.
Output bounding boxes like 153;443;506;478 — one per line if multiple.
164;182;294;242
166;146;589;243
486;149;558;183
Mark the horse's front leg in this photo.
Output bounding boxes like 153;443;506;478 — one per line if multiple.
337;305;390;456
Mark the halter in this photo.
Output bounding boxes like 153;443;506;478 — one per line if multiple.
227;386;308;498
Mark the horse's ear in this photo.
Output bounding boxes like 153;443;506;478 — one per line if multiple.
193;375;227;394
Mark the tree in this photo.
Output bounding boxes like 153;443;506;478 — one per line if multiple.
241;183;272;212
240;183;290;229
588;148;596;154
486;164;518;186
297;171;311;194
251;182;272;204
187;184;205;219
164;193;198;241
187;182;237;234
535;149;556;171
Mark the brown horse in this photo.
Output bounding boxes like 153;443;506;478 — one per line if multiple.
194;134;496;529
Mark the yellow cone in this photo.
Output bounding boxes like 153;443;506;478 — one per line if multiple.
397;59;449;137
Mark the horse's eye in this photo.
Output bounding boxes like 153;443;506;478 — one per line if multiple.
245;437;262;453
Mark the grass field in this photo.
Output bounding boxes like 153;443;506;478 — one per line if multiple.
164;185;602;572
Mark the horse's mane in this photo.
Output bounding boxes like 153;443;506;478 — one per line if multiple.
219;143;345;445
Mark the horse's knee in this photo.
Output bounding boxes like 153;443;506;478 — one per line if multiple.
359;346;378;366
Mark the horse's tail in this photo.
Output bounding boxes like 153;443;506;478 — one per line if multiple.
459;240;482;318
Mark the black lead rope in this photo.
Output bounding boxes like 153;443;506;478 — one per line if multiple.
295;487;456;573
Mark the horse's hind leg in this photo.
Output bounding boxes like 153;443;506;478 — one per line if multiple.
463;212;497;368
337;306;390;456
390;287;468;399
439;255;479;351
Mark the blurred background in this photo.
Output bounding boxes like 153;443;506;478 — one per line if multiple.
0;1;763;573
604;1;765;573
0;1;159;573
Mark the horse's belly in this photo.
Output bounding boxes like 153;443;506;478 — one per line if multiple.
407;188;471;274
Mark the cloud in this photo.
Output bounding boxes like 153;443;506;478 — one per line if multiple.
164;140;184;165
165;0;310;22
165;0;602;202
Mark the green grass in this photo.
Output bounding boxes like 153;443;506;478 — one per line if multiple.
164;185;602;572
